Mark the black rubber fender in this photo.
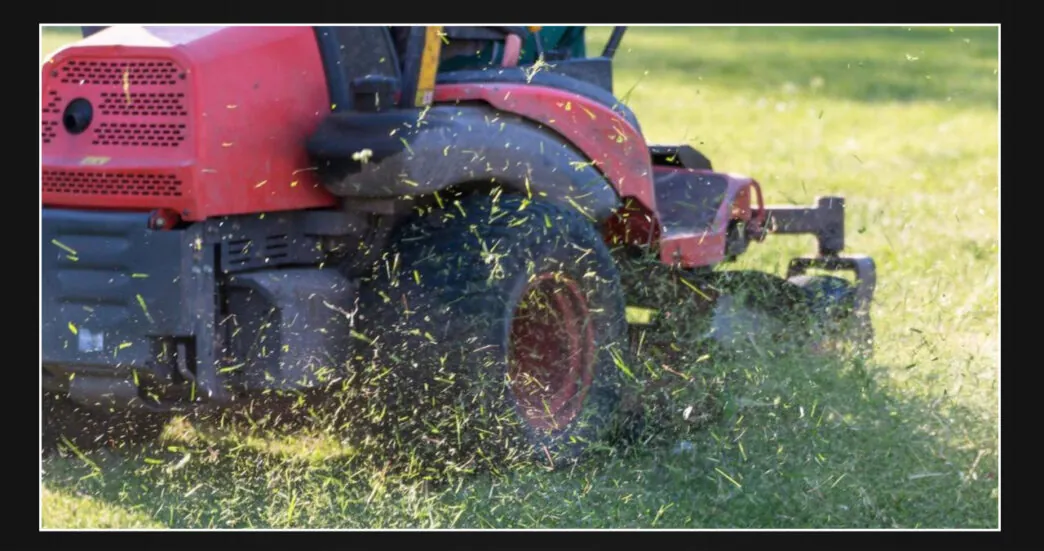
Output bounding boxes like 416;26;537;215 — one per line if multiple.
308;104;622;223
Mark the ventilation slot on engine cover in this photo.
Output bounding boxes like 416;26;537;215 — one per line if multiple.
42;171;183;197
59;60;180;87
41;121;59;144
41;90;63;144
42;90;64;115
99;92;188;117
92;122;186;148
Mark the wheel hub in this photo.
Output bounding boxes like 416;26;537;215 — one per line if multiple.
508;272;595;432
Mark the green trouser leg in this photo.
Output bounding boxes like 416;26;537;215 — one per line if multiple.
438;26;587;72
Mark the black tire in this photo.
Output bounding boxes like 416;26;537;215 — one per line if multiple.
42;391;171;453
788;274;874;357
356;192;628;467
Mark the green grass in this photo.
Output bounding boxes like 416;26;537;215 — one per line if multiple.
40;25;999;529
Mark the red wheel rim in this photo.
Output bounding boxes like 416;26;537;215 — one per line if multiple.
508;272;596;433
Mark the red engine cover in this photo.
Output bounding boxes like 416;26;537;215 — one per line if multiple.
41;26;339;221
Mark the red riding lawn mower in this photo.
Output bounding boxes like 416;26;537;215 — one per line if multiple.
41;25;876;463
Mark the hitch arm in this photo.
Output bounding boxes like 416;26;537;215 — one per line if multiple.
762;196;845;257
761;195;876;319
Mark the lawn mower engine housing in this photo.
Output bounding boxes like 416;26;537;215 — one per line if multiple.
41;26;364;410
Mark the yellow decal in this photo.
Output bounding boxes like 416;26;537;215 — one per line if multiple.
79;156;111;166
123;69;131;104
414;26;443;107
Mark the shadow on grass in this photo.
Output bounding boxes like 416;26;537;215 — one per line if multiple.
40;356;997;528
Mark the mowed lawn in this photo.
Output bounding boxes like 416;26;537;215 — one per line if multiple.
40;26;999;529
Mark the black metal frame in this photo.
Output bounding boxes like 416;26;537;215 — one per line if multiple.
312;27;353;113
788;255;877;319
312;26;402;113
764;196;846;257
602;26;627;58
762;197;877;319
41;208;367;412
396;26;430;110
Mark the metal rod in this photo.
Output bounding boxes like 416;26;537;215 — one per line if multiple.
533;29;545;58
602;26;627;58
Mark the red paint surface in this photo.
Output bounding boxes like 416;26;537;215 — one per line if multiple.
655;166;765;267
42;26;337;221
434;83;657;213
607;166;766;268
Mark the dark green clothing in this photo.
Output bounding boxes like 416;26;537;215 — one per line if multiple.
438;26;586;72
521;26;586;63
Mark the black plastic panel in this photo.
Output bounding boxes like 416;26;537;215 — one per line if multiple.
41;209;190;370
653;170;730;235
314;26;401;113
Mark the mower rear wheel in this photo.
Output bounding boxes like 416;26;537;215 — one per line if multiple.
358;192;628;466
